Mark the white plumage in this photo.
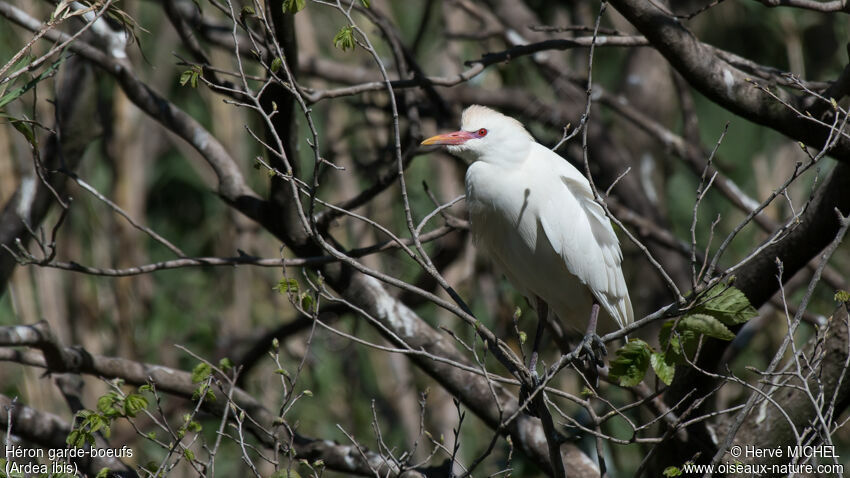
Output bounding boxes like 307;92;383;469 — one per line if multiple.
423;105;632;333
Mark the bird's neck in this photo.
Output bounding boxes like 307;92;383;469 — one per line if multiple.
476;142;533;168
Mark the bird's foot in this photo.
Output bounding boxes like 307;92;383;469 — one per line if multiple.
578;332;606;368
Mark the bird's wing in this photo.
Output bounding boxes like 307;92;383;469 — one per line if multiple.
534;146;633;328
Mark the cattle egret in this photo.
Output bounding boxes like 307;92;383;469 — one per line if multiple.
422;105;633;369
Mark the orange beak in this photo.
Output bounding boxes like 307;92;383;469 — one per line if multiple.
421;130;477;146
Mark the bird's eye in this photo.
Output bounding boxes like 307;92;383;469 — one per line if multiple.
477;128;488;137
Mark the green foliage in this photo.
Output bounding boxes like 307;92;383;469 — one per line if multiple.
123;393;149;417
650;352;675;386
186;418;202;433
658;319;698;365
219;357;234;372
191;362;212;383
610;284;757;386
179;65;202;88
67;410;108;447
274;277;299;294
678;313;735;340
300;292;314;311
687;283;758;326
282;0;306;14
655;283;757;383
0;54;66;150
0;458;22;478
662;465;683;477
67;388;151;448
271;57;283;73
609;339;651;387
6;117;36;148
359;0;370;6
835;290;850;303
0;55;65;110
97;391;122;417
192;382;216;402
333;26;356;51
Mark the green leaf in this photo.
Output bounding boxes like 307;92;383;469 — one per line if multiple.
179;70;193;87
650;352;675;385
67;430;82;447
662;466;682;477
359;0;370;7
97;393;119;415
191;362;212;383
0;54;34;97
659;320;697;364
96;468;110;478
219;357;233;371
835;290;850;303
609;339;651;387
282;0;305;13
124;393;149;417
333;26;356;51
300;293;314;310
0;55;66;110
270;57;283;73
184;448;195;461
274;277;299;294
179;65;202;88
8;118;36;148
518;331;527;344
192;383;208;401
679;313;735;341
691;284;757;326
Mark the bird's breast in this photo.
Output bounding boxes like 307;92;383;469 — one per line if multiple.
465;162;555;286
465;162;536;248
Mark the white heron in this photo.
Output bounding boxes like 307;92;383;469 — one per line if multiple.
422;105;633;368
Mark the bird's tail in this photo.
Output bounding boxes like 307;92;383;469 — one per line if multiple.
614;290;634;330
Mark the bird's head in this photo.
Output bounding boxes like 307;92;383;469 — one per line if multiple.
421;105;533;164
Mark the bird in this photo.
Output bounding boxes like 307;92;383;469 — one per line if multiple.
421;105;633;370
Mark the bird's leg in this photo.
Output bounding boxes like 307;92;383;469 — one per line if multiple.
519;297;548;418
528;297;548;382
580;300;607;368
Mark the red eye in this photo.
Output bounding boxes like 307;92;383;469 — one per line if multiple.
477;128;488;136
